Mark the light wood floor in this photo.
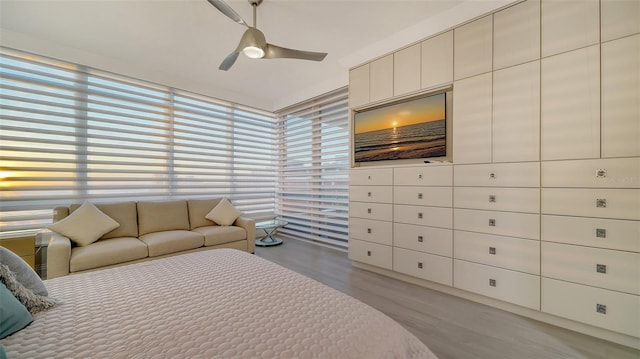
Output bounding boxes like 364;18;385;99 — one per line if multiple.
255;238;640;359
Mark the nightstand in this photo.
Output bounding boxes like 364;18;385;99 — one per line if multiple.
0;236;36;269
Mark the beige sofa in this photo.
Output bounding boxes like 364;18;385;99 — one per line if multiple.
44;198;255;279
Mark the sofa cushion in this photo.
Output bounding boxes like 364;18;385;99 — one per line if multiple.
137;200;190;236
187;198;222;230
70;237;148;273
48;202;120;247
192;226;246;247
71;201;138;239
205;198;242;226
139;230;204;257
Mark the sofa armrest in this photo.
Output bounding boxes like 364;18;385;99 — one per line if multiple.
43;229;72;279
234;216;255;253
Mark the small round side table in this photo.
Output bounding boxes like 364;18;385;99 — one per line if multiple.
255;219;288;247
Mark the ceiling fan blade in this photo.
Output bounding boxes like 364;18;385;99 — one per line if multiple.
219;51;240;71
264;44;327;62
206;0;248;27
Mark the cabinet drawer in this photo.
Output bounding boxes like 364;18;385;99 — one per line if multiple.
394;186;452;207
454;209;540;240
454;260;540;310
348;239;392;270
542;215;640;252
394;248;453;285
349;218;393;245
349;202;392;221
454;187;540;213
542;242;640;295
394;204;453;228
454;231;540;275
350;186;393;203
542;188;640;220
394;223;452;257
542;158;640;188
454;162;540;187
394;165;453;186
350;168;393;186
542;278;640;337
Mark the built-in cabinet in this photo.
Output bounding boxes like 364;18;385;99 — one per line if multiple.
348;0;640;348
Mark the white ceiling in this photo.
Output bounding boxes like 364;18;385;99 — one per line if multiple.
0;0;516;111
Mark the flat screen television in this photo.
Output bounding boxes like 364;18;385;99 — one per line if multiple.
353;92;446;163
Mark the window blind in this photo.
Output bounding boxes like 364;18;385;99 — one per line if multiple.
0;48;276;236
275;88;349;248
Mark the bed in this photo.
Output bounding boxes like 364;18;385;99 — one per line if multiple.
1;249;436;358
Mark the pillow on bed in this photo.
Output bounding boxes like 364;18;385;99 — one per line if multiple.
0;247;47;296
205;198;242;226
0;264;58;314
0;282;33;340
48;201;120;247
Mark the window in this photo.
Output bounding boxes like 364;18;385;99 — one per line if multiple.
0;48;276;236
275;88;349;248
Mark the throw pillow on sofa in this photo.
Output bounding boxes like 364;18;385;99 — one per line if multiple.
206;198;242;226
48;201;120;247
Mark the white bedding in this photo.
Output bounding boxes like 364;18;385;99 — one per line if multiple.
2;249;436;358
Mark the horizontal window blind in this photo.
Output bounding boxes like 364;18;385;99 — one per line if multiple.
275;88;349;248
0;48;276;236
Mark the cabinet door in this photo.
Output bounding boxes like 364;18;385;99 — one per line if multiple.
541;45;600;160
492;61;540;162
349;64;369;108
370;55;393;103
453;72;493;164
394;44;421;96
542;278;640;337
421;31;453;89
454;15;492;80
541;0;600;57
493;0;540;70
349;239;392;270
394;248;453;286
602;35;640;157
601;0;640;42
454;260;540;310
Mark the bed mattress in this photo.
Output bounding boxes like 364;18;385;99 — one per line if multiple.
1;249;436;358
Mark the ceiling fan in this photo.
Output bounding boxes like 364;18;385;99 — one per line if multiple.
207;0;328;71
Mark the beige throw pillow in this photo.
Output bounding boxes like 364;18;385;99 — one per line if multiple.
48;201;120;247
205;198;242;226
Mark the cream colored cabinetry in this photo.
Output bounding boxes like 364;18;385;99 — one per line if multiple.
541;0;600;57
541;157;640;337
349;64;369;108
348;168;393;269
493;0;540;70
454;15;492;80
453;162;541;309
394;44;421;96
421;31;453;90
393;165;453;286
370;55;393;103
452;72;492;164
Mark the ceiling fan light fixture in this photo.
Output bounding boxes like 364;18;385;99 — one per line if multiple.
242;46;265;59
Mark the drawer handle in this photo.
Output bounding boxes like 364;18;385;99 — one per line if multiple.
367;250;372;257
367;208;372;214
418;174;423;179
367;228;372;234
489;247;496;255
367;175;371;180
367;191;372;197
418;262;423;269
596;169;607;178
489;172;496;179
418;212;423;219
596;304;607;315
489;195;496;203
596;199;607;208
418;193;423;199
489;219;496;227
489;279;497;287
417;235;423;243
596;264;607;274
596;228;607;238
